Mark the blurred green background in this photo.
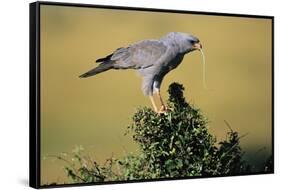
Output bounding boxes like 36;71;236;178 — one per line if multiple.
40;5;272;184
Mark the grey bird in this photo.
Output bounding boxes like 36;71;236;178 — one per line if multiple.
79;32;202;113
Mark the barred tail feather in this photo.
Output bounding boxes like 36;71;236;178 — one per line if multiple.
79;63;113;78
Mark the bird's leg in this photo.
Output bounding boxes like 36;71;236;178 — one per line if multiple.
149;96;158;112
156;91;167;112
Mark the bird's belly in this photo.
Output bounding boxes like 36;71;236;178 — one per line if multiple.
137;53;184;79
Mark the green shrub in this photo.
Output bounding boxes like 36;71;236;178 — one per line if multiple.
58;82;269;183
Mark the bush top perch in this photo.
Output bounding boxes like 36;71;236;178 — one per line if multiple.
79;32;204;113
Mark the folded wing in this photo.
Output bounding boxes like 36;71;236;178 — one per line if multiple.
99;40;168;70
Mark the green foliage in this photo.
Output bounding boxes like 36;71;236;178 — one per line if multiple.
57;82;271;183
122;83;248;179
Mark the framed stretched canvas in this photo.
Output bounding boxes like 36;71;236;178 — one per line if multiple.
29;1;274;188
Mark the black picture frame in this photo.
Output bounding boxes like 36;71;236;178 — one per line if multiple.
29;1;274;188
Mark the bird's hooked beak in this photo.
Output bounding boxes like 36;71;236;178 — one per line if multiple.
192;42;203;50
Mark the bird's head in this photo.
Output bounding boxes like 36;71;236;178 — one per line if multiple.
162;32;207;89
162;32;202;54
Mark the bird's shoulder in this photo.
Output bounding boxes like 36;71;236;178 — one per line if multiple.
130;39;167;50
128;40;168;62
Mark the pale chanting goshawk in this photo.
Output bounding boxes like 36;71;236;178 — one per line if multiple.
80;32;202;113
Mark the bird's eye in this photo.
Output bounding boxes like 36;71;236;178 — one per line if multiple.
190;39;199;44
189;40;195;44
